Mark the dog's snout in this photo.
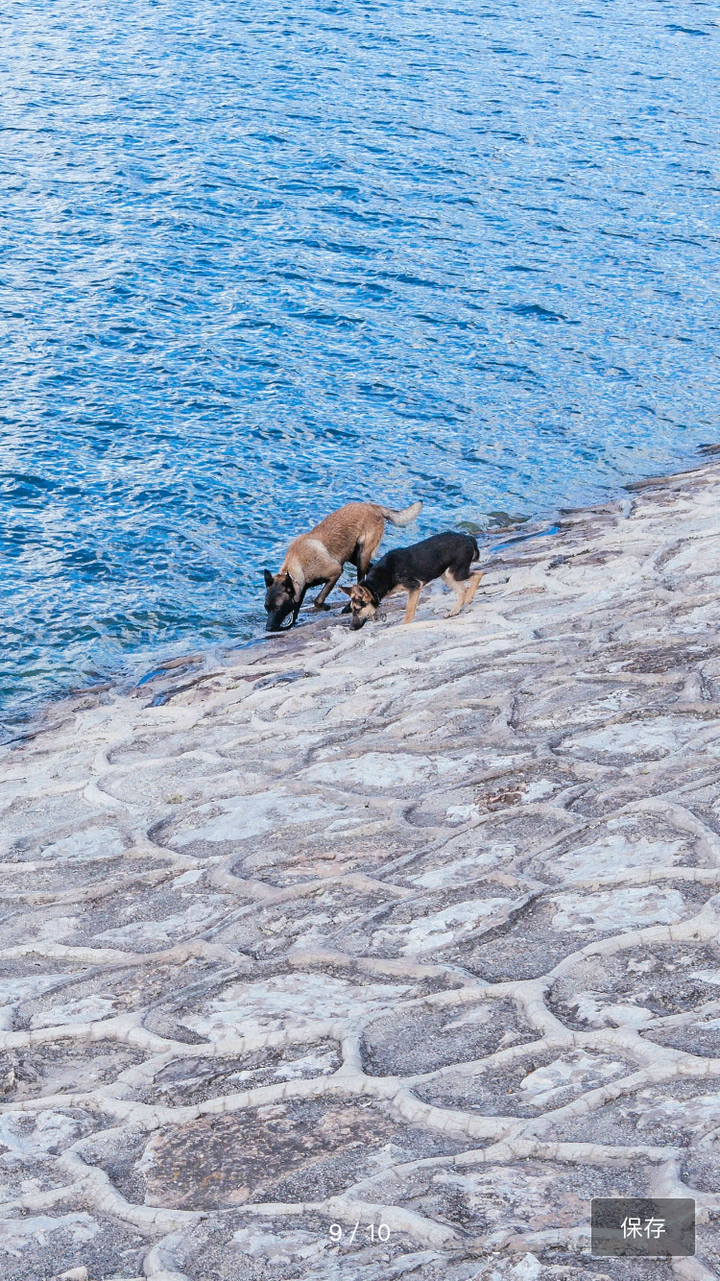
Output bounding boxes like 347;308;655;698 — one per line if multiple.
350;615;367;630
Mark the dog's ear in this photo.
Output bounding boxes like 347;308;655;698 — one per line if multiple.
339;585;353;597
284;572;296;597
369;590;380;608
263;569;274;589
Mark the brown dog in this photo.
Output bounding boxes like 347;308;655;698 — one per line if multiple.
263;500;422;631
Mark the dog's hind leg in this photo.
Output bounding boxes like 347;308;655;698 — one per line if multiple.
356;524;385;578
463;570;484;605
442;571;467;618
356;546;375;578
403;586;422;624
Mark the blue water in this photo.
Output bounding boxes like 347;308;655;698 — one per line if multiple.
2;0;719;730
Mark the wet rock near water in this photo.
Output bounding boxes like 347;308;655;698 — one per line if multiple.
2;460;720;1279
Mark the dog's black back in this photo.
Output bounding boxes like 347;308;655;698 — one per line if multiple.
363;532;479;601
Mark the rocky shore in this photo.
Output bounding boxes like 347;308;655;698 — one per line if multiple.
2;458;720;1281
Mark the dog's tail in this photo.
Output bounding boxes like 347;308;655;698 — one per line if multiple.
379;499;422;527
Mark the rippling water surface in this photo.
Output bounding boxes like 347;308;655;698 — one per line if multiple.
2;0;719;728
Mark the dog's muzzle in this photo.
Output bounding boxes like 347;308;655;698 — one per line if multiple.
266;611;295;632
350;615;367;630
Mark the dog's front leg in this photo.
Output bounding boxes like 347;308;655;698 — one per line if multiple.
313;573;340;610
290;584;308;626
403;587;421;624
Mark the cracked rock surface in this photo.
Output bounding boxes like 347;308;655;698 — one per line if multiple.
2;459;720;1280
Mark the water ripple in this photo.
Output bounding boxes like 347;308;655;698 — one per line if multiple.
1;0;719;726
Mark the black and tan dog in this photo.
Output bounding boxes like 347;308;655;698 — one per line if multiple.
263;500;422;631
340;531;483;630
